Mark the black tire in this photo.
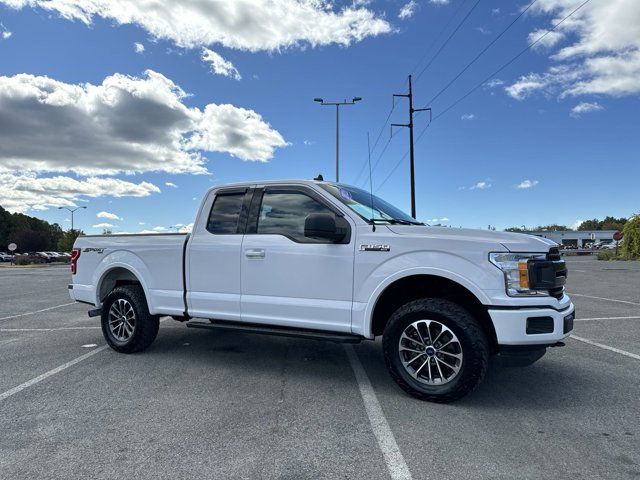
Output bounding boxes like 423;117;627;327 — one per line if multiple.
382;298;489;403
101;285;159;353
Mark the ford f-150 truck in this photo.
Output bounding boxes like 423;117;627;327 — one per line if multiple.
69;179;574;402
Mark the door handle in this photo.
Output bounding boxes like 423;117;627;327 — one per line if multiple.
245;248;265;259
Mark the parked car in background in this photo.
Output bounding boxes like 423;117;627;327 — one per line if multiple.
0;252;13;262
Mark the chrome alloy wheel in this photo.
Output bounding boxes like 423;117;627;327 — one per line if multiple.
398;319;463;385
108;298;136;342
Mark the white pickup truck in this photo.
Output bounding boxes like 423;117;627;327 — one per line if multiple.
69;179;574;402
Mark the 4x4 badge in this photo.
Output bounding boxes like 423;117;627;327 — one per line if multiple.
359;244;390;252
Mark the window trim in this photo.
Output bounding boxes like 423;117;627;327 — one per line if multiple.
246;185;351;244
205;187;252;235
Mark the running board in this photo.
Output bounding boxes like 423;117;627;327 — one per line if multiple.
186;320;363;344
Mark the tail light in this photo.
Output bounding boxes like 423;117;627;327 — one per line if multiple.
71;248;81;274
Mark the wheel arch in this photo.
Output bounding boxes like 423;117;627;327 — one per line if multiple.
95;265;151;311
367;273;498;354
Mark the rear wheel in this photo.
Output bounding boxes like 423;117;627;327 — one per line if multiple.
101;285;159;353
382;298;489;403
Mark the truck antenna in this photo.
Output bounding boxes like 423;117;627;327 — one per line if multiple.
367;132;375;232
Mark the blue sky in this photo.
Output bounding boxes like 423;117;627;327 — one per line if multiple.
0;0;638;233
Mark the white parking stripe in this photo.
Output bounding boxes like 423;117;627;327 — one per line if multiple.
569;293;640;306
575;316;640;322
345;345;413;480
571;335;640;361
0;302;76;321
0;345;108;402
0;327;101;332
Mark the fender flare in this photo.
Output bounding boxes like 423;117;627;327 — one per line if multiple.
93;252;154;313
362;266;491;337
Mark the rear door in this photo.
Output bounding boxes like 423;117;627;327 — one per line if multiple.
240;185;355;332
187;187;252;321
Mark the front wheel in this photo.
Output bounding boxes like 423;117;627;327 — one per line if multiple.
382;298;489;403
101;285;159;353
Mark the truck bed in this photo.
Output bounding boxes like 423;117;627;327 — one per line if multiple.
71;233;188;316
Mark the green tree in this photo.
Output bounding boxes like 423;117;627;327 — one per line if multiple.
622;215;640;259
578;219;600;230
58;229;83;252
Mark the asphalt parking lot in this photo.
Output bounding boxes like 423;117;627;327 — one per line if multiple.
1;257;639;479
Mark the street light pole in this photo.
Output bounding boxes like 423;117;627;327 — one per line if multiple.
58;206;87;231
314;97;362;182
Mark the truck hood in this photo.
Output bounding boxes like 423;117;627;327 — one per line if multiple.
386;225;557;252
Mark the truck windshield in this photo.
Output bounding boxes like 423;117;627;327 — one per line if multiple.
318;184;423;225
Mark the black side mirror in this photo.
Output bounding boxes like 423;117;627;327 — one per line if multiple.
304;213;345;242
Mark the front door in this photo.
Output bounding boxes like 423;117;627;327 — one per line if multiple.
240;186;355;332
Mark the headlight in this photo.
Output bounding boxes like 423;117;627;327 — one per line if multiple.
489;252;548;297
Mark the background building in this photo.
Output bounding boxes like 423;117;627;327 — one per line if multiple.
528;230;617;248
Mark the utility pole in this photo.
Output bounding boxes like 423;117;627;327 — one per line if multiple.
58;206;87;232
392;74;431;219
314;97;362;182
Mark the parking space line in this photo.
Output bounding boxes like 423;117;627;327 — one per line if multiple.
576;316;640;322
0;345;108;402
345;345;413;480
0;302;77;321
0;327;101;332
569;293;640;306
571;335;640;361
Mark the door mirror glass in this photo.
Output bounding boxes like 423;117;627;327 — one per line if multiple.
304;213;344;242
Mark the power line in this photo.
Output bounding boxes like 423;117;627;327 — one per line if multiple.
410;0;472;75
414;0;482;82
353;102;395;185
375;0;591;192
432;0;592;123
426;0;539;106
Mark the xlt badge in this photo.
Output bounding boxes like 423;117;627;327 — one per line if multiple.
359;244;390;252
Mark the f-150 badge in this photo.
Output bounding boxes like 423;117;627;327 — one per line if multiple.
359;244;390;252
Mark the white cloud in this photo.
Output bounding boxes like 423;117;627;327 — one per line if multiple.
0;22;11;39
428;0;450;4
528;29;564;50
0;173;160;213
179;223;194;233
476;26;490;35
97;211;122;221
571;219;584;230
492;8;501;15
570;101;603;117
506;0;640;100
93;222;114;228
461;113;475;120
165;182;178;188
134;42;145;54
201;48;241;80
302;140;316;146
1;0;391;52
470;181;491;190
138;221;145;225
152;226;167;231
428;217;450;223
398;1;417;20
0;70;288;176
516;179;539;189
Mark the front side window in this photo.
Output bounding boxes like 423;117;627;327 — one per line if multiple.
257;190;335;242
207;192;245;234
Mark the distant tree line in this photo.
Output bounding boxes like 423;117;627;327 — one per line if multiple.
505;217;628;233
0;205;82;253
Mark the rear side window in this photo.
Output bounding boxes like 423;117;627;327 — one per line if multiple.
256;190;335;243
207;193;245;234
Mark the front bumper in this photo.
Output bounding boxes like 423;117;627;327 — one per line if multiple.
488;302;575;346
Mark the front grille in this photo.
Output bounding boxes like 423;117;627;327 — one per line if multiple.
548;247;567;299
527;248;567;299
